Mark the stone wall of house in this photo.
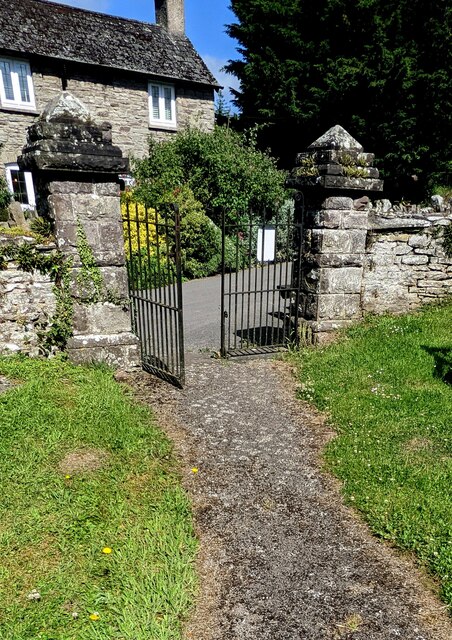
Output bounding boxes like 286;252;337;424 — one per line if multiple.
0;59;215;172
176;86;215;132
0;63;62;167
0;234;56;356
363;200;452;314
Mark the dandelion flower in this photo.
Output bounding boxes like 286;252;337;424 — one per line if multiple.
191;467;198;474
102;547;112;554
65;475;71;479
89;613;100;621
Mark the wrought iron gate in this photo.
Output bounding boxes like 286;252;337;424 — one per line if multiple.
124;201;185;387
220;206;303;357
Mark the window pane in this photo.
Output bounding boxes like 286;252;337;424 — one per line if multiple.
0;61;15;100
151;85;160;119
164;87;172;121
17;63;31;103
10;169;29;205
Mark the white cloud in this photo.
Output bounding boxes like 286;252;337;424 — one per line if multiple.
202;54;241;113
48;0;111;12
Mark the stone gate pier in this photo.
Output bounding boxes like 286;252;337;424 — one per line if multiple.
289;125;452;342
18;92;140;368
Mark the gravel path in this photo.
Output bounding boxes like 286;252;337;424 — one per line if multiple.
125;355;452;640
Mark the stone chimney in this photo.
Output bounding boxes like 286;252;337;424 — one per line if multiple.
155;0;185;34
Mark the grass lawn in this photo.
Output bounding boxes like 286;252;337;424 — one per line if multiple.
0;357;197;639
290;302;452;610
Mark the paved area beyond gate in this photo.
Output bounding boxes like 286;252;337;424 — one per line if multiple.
127;356;452;640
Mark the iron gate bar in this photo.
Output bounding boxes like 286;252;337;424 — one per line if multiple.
220;206;302;357
125;201;185;387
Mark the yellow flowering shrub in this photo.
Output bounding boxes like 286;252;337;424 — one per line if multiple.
121;191;173;288
121;192;162;257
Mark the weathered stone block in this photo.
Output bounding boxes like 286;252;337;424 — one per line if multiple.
317;229;367;254
48;193;75;222
353;196;370;211
408;234;430;249
71;266;129;301
55;221;78;254
49;181;96;195
67;332;140;370
322;197;354;210
95;183;120;197
401;254;429;265
387;233;411;242
320;267;363;294
394;245;413;256
313;210;342;228
417;277;452;287
79;220;126;266
318;294;346;319
311;319;356;334
344;294;362;317
321;175;383;191
369;214;430;231
317;293;361;319
72;302;132;335
341;212;369;229
315;253;365;268
74;190;121;221
414;247;436;256
317;229;351;253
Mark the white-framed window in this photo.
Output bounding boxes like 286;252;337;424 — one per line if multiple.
0;57;36;110
148;82;176;128
5;163;36;210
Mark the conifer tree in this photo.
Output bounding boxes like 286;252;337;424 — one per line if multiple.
226;0;451;197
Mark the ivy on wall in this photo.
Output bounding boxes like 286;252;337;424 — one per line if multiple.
0;175;12;222
0;241;73;352
75;219;128;307
76;219;103;303
443;224;452;258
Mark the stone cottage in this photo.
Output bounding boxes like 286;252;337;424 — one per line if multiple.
0;0;218;210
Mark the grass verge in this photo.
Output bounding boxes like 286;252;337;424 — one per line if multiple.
289;303;452;609
0;356;197;639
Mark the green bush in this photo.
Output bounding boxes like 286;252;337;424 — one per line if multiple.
0;175;12;222
128;127;289;280
30;216;53;238
127;250;173;290
132;125;288;227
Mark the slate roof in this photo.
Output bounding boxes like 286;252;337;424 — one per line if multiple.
0;0;218;87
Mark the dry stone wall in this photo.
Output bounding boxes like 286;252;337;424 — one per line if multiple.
0;234;56;356
299;194;452;341
363;201;452;314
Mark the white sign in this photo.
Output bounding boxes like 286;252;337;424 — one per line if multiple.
257;226;276;262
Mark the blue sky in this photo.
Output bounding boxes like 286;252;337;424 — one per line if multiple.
48;0;240;108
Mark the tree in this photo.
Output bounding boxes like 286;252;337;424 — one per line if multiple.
226;0;452;198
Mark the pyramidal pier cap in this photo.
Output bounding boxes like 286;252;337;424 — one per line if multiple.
308;124;363;152
289;124;383;192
